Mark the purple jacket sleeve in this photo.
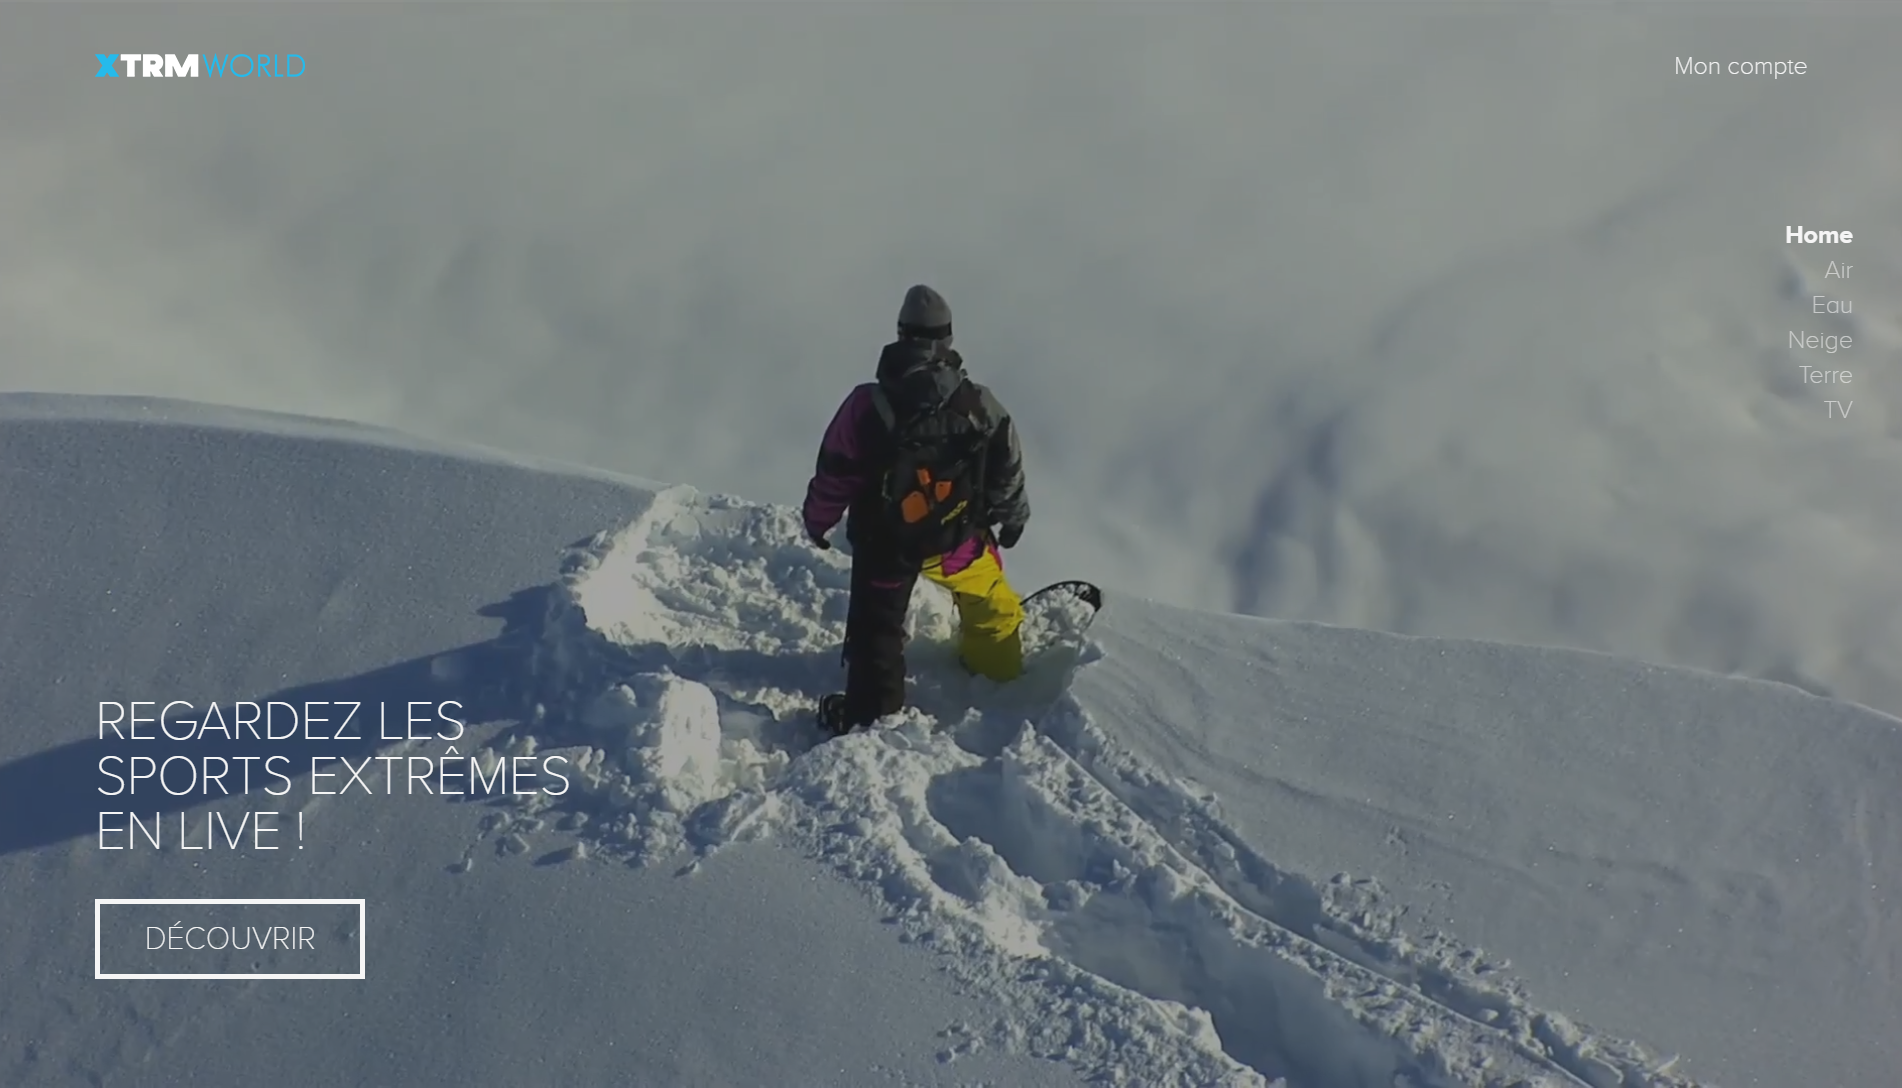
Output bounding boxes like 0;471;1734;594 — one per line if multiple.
802;384;878;539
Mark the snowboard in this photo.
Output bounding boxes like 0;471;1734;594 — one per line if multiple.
1022;578;1104;615
816;579;1103;737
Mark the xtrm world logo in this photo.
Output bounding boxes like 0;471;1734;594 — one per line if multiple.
95;53;305;78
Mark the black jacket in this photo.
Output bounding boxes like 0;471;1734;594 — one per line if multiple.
804;338;1028;562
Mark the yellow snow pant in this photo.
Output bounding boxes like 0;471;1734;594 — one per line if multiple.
920;542;1025;682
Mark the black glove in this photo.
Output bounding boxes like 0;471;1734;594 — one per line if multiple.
809;526;832;550
994;523;1024;549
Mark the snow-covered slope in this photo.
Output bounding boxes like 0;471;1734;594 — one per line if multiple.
0;397;1081;1088
1068;607;1902;1088
5;397;1895;1087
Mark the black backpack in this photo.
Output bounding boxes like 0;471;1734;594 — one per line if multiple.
870;347;991;556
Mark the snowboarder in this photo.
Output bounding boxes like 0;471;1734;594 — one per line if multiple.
803;284;1031;736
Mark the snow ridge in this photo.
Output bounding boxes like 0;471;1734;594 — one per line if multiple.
488;485;1707;1088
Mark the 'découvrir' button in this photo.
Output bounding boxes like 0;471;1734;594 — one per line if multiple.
95;899;364;979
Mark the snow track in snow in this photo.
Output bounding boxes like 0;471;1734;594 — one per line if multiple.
499;486;1705;1088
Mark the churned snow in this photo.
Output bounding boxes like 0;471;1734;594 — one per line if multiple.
4;398;1896;1086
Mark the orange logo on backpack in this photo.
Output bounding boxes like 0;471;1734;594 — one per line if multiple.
900;467;957;523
